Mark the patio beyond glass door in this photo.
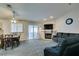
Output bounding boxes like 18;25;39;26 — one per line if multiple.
28;25;38;39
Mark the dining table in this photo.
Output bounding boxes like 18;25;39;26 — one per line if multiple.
3;35;20;50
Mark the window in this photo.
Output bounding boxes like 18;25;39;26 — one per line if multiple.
11;23;23;32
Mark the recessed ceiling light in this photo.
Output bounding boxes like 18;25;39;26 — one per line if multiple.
43;18;47;21
49;16;54;19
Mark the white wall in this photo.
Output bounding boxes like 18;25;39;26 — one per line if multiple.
0;19;11;34
55;9;79;33
38;8;79;39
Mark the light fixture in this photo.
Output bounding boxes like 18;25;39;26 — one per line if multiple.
43;18;47;21
49;16;54;19
11;10;16;23
6;4;16;23
11;19;16;23
11;13;16;23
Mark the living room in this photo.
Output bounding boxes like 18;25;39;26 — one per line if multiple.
0;3;79;56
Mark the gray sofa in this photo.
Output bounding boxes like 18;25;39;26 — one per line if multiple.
44;32;79;56
53;32;79;42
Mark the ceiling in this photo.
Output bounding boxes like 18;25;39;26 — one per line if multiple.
0;3;79;21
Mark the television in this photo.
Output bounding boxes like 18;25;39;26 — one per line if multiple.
44;24;53;29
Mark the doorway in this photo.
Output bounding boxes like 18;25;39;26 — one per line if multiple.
28;25;39;39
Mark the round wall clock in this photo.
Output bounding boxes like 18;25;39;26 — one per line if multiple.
66;18;73;25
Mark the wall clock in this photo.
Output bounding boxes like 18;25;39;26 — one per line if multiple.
66;18;73;25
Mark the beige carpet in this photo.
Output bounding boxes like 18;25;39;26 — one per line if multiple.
0;39;57;56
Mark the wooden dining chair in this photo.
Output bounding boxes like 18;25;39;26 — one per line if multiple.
11;35;20;49
4;34;13;50
0;34;4;49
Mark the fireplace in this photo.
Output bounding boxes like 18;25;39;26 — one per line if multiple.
45;34;52;39
44;24;53;39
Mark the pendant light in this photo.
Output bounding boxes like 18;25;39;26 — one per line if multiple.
7;4;16;23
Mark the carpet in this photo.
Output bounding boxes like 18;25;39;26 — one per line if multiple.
0;39;57;56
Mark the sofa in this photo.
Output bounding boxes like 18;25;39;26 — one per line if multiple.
53;32;79;42
44;32;79;56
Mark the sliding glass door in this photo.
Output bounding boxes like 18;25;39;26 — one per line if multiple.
28;25;33;39
28;25;38;39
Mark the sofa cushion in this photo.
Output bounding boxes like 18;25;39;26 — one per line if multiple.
44;46;61;56
67;37;79;43
58;38;66;46
63;43;79;56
